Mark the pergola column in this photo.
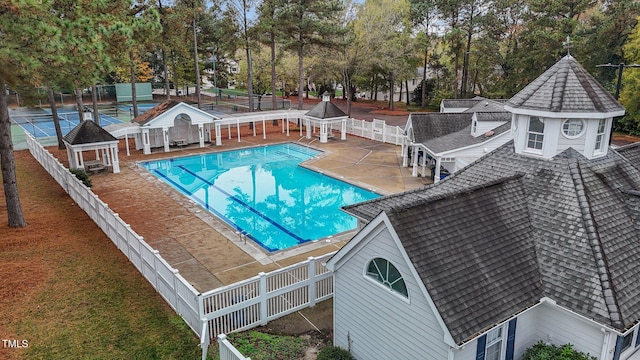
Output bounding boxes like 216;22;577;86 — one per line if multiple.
401;139;408;167
306;119;312;139
215;123;222;146
412;146;418;177
142;128;151;155
341;119;346;140
198;124;205;148
320;122;328;143
162;127;170;152
110;144;120;173
434;157;442;183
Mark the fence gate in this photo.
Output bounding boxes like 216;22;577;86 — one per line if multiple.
372;119;385;142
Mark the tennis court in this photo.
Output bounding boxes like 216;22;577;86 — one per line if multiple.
9;102;166;138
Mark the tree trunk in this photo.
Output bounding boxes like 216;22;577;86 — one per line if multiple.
270;30;278;124
0;81;27;227
75;88;84;122
398;81;403;103
130;51;139;118
91;84;100;125
421;45;428;108
193;15;201;109
243;0;253;112
162;47;171;100
297;44;304;110
388;75;395;111
406;81;410;106
48;87;64;149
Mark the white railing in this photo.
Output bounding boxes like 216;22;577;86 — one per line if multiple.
345;118;404;145
199;254;334;357
25;134;201;336
25;134;337;360
218;334;251;360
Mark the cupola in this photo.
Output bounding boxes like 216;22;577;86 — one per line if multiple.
505;55;625;160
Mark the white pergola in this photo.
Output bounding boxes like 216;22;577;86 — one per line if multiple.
212;110;307;145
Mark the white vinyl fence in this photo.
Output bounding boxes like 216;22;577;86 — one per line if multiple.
199;254;334;359
25;134;201;335
345;118;404;145
218;334;251;360
25;133;337;360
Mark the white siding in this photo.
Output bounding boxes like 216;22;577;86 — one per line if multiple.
333;227;450;360
451;310;537;360
556;129;586;153
476;121;507;136
533;303;604;357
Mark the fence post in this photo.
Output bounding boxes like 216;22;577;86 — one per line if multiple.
308;257;316;307
259;272;268;325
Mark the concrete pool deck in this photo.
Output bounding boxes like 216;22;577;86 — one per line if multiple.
46;130;430;292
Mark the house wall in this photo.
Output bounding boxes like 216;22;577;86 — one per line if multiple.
444;133;513;173
475;121;507;136
533;303;605;357
333;225;450;360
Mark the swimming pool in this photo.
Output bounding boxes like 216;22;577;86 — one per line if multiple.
141;143;380;252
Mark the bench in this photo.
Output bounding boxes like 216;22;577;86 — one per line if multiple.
172;139;189;147
85;160;105;173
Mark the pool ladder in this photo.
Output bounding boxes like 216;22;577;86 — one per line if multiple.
236;231;248;244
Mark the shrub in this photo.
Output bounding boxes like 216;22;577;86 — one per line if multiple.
316;346;354;360
522;341;597;360
70;168;92;188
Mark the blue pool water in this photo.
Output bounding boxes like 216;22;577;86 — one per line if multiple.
141;143;380;252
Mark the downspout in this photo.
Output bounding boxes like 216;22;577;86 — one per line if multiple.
448;346;455;360
600;328;611;360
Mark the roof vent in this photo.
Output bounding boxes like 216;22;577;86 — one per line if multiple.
484;130;495;137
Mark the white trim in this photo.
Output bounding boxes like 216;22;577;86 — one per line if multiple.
504;105;625;119
326;213;458;347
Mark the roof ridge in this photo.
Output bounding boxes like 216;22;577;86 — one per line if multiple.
387;173;525;214
569;157;624;328
551;58;569;111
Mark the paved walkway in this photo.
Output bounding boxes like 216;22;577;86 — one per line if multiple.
47;127;429;292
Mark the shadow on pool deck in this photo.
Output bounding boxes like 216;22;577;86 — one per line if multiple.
46;127;430;292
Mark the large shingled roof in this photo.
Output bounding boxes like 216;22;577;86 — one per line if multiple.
506;55;625;115
344;142;640;344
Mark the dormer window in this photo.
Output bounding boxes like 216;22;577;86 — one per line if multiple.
562;119;585;138
595;119;607;153
527;117;544;151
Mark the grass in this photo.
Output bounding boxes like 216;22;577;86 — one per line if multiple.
0;151;204;360
212;331;309;360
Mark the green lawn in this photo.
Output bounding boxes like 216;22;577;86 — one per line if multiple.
0;152;205;360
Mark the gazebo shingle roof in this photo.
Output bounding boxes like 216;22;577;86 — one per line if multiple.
63;120;117;145
344;142;640;343
305;101;347;119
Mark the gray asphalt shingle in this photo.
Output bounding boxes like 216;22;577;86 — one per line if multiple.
344;142;640;343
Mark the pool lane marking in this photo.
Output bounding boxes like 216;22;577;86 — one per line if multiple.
177;165;308;244
150;169;279;252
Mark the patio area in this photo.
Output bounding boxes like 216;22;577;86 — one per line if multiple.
46;129;430;293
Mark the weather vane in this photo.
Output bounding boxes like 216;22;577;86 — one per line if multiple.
562;36;573;56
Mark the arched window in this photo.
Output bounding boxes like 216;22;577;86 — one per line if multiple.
366;258;408;297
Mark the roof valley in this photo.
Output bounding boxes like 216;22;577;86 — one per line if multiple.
569;157;624;328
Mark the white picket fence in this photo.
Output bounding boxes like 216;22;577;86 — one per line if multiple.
199;254;334;359
25;134;201;334
24;133;337;360
346;118;404;145
218;334;251;360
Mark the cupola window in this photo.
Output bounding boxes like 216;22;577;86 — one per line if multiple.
527;117;544;151
595;119;607;153
562;119;585;138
